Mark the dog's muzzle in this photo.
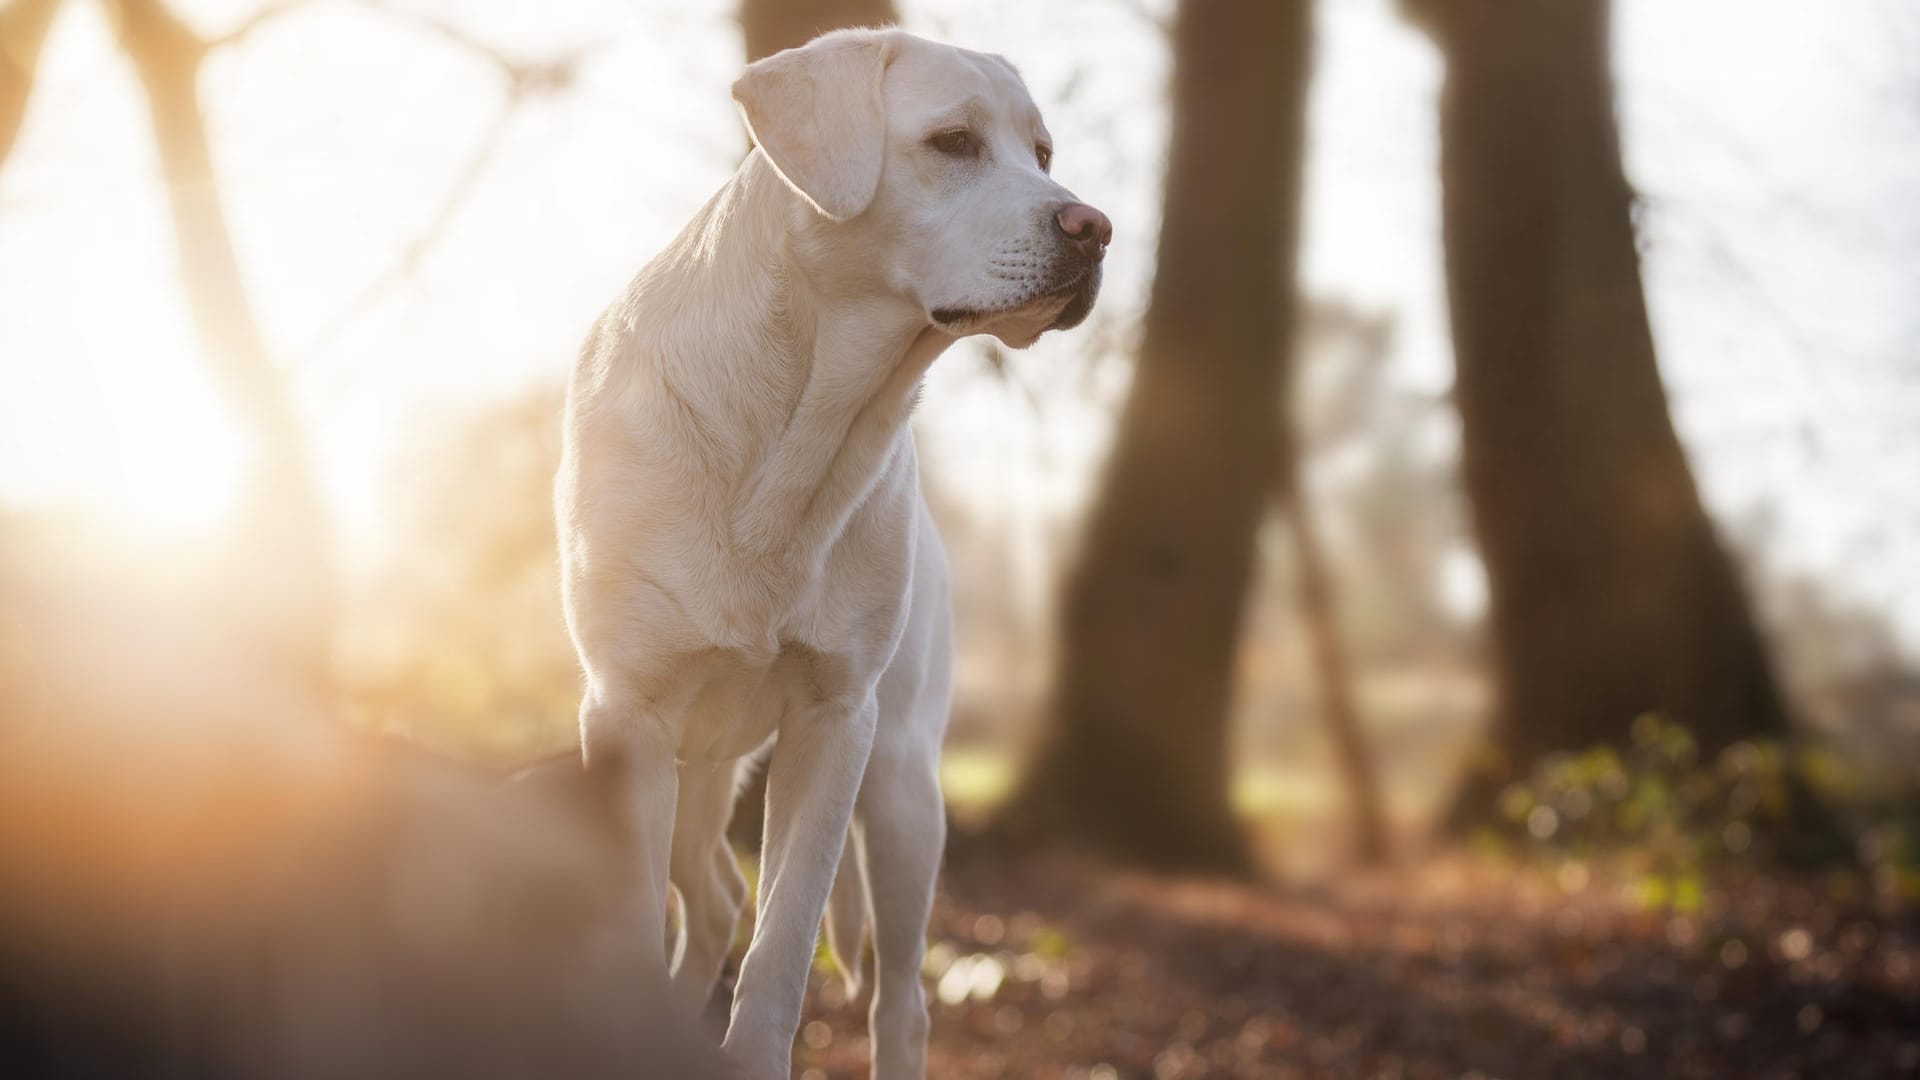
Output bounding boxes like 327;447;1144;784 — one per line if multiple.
1045;266;1101;331
1043;202;1109;330
930;203;1110;334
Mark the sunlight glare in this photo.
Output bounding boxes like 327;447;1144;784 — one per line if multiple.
0;0;251;540
0;355;249;540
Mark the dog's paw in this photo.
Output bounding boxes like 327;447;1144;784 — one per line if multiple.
717;1035;789;1080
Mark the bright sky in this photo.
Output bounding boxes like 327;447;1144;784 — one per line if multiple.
1;0;1915;643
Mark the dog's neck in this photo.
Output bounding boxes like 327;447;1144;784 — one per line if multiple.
646;151;955;563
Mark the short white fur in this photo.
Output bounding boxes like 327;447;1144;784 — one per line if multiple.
557;27;1103;1080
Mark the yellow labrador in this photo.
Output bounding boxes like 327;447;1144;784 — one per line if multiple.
557;28;1108;1079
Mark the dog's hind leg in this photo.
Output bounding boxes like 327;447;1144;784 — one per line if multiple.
854;737;943;1080
822;826;869;997
670;758;747;1012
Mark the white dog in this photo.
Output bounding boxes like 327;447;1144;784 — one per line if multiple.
556;27;1108;1079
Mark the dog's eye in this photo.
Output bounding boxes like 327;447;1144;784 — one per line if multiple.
1035;144;1052;172
928;130;975;158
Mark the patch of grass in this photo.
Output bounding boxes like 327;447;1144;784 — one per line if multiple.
1486;714;1920;909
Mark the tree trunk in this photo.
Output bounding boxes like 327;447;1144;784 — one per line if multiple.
1281;481;1390;865
112;0;334;687
741;0;895;62
1001;0;1313;874
0;0;63;170
1411;0;1797;822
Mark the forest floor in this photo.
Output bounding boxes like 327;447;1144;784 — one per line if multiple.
778;843;1920;1080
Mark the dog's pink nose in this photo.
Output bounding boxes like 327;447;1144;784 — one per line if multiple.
1055;202;1112;261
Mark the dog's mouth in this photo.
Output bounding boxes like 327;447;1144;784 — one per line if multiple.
931;268;1101;336
1046;274;1099;332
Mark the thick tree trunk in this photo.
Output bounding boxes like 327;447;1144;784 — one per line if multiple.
1000;0;1313;873
0;0;63;170
741;0;894;61
1412;0;1797;822
112;0;334;687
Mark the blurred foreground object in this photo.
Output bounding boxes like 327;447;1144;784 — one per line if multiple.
0;534;725;1079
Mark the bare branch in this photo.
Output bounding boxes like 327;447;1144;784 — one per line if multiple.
346;0;579;91
211;0;583;95
303;6;592;345
310;94;516;349
201;0;590;344
206;0;315;50
350;0;518;77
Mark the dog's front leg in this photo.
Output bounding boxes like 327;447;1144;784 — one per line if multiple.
721;694;878;1078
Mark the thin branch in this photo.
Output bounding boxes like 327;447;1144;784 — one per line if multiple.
357;1;514;70
345;0;580;91
205;0;315;50
211;0;582;94
203;0;589;346
1278;477;1391;866
306;29;590;347
309;94;516;349
110;0;335;678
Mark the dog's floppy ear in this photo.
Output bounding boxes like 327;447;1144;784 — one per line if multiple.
733;32;893;221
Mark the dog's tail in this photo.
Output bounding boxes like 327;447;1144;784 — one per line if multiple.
822;829;868;998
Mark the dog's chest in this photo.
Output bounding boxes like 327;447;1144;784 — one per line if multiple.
672;510;917;764
697;526;912;674
670;646;814;762
694;431;920;643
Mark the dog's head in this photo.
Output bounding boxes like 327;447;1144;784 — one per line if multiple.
734;29;1109;349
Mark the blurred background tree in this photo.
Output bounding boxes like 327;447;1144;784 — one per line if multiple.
741;0;892;63
1000;0;1314;873
113;0;336;687
1405;0;1808;829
